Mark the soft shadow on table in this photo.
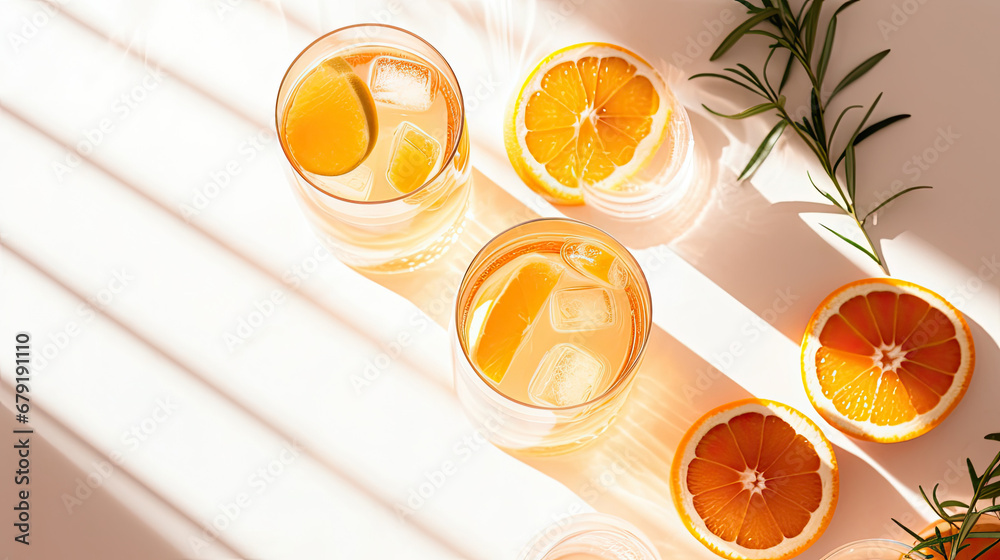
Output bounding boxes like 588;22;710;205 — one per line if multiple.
517;328;753;558
560;92;874;343
354;167;925;559
356;168;541;327
560;111;720;250
0;391;209;560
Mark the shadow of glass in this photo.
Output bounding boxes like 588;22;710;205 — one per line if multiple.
515;327;754;558
561;110;722;249
351;162;928;558
357;168;541;328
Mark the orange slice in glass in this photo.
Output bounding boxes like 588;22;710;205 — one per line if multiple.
284;57;377;177
468;255;564;383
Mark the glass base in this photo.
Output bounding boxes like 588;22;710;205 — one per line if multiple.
518;513;661;560
821;539;930;560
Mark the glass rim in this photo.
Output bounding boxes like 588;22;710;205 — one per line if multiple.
820;539;926;560
274;23;466;206
518;512;661;560
454;217;653;412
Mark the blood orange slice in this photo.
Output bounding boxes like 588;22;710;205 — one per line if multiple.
801;278;975;443
671;399;839;560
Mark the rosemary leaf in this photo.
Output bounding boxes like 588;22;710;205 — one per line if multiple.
808;170;845;211
734;0;761;13
863;186;932;222
863;186;931;222
804;0;824;56
829;49;891;102
691;72;766;96
817;0;862;84
703;102;778;119
821;224;880;265
855;113;911;145
739;120;788;180
711;8;781;61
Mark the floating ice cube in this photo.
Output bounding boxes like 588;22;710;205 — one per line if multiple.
561;240;629;289
369;56;436;112
551;287;614;331
528;343;606;407
386;121;442;194
316;164;373;199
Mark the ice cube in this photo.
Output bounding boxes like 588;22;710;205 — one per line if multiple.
316;164;373;199
561;240;630;289
551;287;614;331
528;343;606;407
368;56;436;112
386;121;441;194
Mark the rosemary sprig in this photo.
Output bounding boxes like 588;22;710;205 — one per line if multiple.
693;0;932;274
894;433;1000;560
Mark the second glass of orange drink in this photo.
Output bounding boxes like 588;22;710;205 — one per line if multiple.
453;218;652;455
276;24;471;273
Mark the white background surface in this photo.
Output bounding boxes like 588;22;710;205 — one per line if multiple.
1;0;998;559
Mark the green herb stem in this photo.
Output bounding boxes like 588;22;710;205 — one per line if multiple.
695;0;930;274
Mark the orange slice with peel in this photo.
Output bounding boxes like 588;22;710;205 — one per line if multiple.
468;255;564;383
671;399;839;560
504;43;671;204
284;56;377;176
801;278;974;443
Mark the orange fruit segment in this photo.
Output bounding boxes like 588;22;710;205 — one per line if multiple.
505;43;672;204
468;255;564;383
801;278;975;443
671;399;839;560
283;57;377;176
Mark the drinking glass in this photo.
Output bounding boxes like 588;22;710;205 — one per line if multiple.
821;539;931;560
452;218;652;455
275;24;471;273
518;513;661;560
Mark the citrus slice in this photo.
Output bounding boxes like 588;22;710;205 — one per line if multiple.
504;43;672;204
671;399;839;560
469;255;564;383
284;56;378;176
801;278;975;443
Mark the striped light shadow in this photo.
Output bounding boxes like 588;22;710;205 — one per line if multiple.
0;103;453;396
36;0;266;130
1;241;481;560
0;380;249;559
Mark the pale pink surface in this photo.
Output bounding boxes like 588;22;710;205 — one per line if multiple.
1;0;999;559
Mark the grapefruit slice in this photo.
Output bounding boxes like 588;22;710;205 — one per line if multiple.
671;399;839;560
504;43;672;204
283;56;378;177
801;278;975;443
